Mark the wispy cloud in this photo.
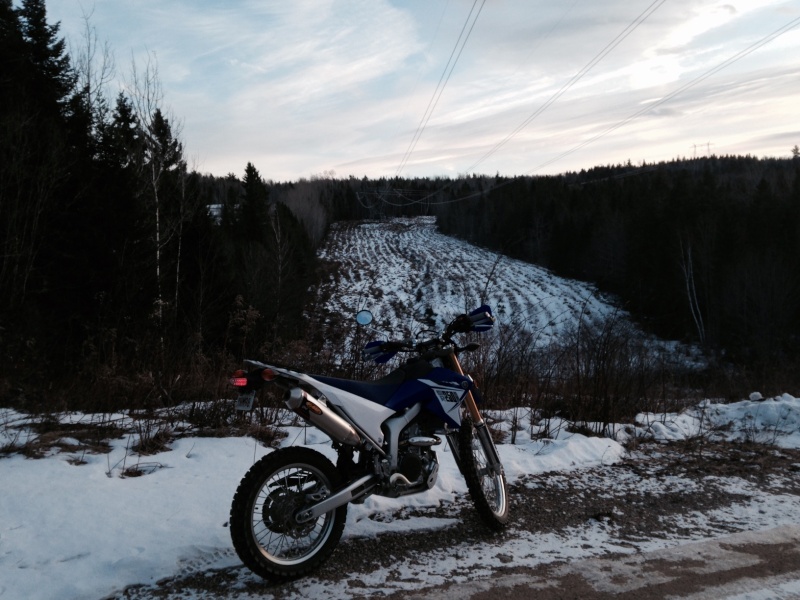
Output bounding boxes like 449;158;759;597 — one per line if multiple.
48;0;800;180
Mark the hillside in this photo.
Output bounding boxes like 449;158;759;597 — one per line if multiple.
313;216;693;367
432;158;800;364
317;216;609;332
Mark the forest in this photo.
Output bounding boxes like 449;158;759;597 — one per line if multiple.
2;0;799;411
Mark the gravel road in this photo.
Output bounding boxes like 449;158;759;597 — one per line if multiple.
112;441;800;599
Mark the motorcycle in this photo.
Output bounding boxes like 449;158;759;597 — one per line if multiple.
227;305;509;581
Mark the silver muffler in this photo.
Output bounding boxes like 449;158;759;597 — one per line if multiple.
284;388;361;447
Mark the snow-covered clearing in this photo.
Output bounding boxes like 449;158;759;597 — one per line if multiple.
317;216;617;341
315;216;697;368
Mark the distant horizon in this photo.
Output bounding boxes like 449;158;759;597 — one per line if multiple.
200;151;798;183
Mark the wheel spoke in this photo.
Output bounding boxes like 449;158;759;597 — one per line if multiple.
249;463;335;564
458;417;509;529
230;447;347;580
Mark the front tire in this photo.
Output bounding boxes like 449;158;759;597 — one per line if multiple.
229;447;347;581
459;417;509;530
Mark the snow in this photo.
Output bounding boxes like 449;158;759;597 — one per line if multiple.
0;216;795;598
315;216;701;372
2;395;800;600
634;394;800;448
317;216;619;340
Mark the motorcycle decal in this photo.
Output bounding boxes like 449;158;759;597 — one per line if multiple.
419;379;468;405
305;376;396;446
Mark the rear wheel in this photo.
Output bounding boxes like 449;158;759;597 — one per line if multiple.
458;417;509;530
229;447;347;581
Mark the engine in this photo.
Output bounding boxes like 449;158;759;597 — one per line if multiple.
390;422;440;494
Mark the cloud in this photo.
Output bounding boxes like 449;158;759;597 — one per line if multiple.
46;0;800;180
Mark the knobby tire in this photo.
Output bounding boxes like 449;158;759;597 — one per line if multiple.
229;446;347;582
458;417;509;531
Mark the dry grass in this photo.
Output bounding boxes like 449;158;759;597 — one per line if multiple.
1;396;287;466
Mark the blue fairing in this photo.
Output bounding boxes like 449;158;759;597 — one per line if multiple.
386;367;473;428
362;340;397;364
313;374;400;405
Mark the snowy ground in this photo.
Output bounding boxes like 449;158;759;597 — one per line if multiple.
1;217;795;598
315;216;699;371
316;216;618;341
2;393;800;600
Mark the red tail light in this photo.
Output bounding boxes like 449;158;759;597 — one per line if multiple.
229;368;277;387
229;369;248;387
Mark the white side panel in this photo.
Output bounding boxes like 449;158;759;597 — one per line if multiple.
301;376;395;446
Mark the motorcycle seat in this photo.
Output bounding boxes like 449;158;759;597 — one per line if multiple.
313;358;433;406
313;374;401;405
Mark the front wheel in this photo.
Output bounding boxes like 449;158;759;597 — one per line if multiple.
458;417;509;530
229;447;347;581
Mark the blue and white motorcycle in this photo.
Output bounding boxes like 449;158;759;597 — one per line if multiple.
228;306;509;581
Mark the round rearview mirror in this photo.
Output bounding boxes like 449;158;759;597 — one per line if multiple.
355;310;373;326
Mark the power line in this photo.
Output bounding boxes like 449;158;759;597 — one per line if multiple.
532;15;800;173
380;1;667;205
395;0;486;177
389;0;451;144
396;0;485;176
465;0;667;174
376;10;800;209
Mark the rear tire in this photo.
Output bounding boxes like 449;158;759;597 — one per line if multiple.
229;447;347;581
458;417;509;530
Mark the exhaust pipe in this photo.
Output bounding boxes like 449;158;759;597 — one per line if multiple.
284;388;361;447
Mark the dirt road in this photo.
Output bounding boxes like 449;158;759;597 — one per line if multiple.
405;526;800;599
114;441;800;599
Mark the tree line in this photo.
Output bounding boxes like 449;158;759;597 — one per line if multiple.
432;157;800;371
2;1;798;410
0;1;324;409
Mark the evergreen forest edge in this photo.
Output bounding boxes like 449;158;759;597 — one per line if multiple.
2;1;799;416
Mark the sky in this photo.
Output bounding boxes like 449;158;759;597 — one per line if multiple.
44;0;800;182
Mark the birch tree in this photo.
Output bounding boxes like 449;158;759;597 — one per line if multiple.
127;53;187;378
679;235;706;347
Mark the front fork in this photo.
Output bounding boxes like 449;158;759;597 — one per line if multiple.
445;353;504;477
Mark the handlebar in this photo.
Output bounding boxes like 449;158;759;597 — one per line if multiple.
361;305;494;363
468;307;495;331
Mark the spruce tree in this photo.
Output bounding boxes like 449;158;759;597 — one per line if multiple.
16;0;75;113
239;162;270;244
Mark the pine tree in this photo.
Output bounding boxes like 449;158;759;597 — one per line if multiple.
239;162;270;244
98;93;142;170
0;0;74;310
16;0;75;112
0;1;27;110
